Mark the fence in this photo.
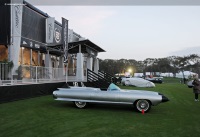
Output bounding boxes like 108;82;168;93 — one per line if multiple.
0;64;87;86
0;63;12;81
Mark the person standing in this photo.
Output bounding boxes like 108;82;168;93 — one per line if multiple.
192;78;200;101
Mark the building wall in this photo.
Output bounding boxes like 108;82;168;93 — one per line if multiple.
0;0;11;45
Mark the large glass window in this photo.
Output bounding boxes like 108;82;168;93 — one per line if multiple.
32;50;39;66
0;45;8;61
22;47;31;65
19;47;24;65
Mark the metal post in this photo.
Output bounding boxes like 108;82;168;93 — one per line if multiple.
79;44;81;53
30;49;32;65
30;49;32;80
36;66;37;83
38;51;40;66
66;63;68;83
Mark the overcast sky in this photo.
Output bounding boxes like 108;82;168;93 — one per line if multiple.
34;5;200;61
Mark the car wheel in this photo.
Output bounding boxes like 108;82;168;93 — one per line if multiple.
74;101;87;109
188;86;193;88
134;100;151;113
125;80;130;86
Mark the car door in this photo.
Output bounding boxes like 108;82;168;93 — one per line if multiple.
91;90;119;102
118;91;136;103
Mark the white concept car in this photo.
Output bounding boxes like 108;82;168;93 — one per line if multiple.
121;77;155;87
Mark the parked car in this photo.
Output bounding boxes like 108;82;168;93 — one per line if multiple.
146;77;163;84
53;83;169;113
121;77;155;87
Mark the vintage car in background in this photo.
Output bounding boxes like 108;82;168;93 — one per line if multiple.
146;77;163;84
121;77;155;87
53;83;169;113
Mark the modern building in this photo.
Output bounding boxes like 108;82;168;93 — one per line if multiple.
0;0;109;103
0;0;105;84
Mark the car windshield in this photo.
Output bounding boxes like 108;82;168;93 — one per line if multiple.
108;83;121;91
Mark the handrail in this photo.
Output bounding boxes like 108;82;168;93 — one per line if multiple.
87;69;110;89
98;70;117;84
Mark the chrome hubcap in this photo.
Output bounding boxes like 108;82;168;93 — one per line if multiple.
136;100;149;112
140;103;146;108
75;101;86;108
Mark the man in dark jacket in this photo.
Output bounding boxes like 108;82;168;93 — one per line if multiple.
192;78;200;101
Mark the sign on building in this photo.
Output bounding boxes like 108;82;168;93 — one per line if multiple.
62;17;68;63
46;17;55;43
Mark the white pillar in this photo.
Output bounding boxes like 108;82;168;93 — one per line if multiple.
9;0;23;75
87;56;93;71
94;58;99;74
76;53;84;81
45;51;51;67
58;56;64;78
54;57;59;78
58;56;64;68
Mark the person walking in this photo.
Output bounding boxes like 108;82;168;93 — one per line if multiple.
192;78;200;101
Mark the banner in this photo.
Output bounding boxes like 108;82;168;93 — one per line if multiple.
10;0;23;74
54;24;62;44
62;17;68;63
21;6;47;45
46;17;54;43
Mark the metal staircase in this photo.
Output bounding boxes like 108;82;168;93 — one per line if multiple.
84;69;111;90
98;70;116;84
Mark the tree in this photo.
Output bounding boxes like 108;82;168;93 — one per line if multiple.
99;54;200;77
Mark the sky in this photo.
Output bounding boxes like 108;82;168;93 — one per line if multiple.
33;5;200;61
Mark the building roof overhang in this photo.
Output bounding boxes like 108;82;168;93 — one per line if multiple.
68;39;106;54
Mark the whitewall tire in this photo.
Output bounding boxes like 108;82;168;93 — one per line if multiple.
74;101;87;109
134;100;151;113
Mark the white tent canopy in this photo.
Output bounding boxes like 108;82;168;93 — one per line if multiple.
134;73;143;77
160;73;174;77
176;71;198;79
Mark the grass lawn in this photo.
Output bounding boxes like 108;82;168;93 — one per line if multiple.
1;79;200;137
